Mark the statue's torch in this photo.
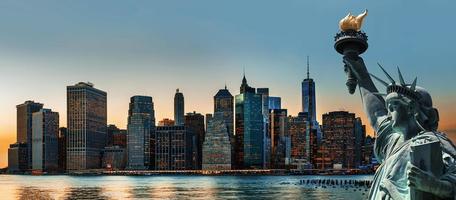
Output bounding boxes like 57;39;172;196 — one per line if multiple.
334;10;368;94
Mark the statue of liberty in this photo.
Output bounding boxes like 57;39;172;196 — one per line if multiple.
342;56;456;199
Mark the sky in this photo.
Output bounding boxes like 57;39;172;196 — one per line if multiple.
0;0;455;168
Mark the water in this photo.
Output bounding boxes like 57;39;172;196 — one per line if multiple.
0;175;373;199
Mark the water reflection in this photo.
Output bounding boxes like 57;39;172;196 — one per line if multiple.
0;175;372;200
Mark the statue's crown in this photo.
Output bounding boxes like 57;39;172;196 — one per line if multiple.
370;63;421;102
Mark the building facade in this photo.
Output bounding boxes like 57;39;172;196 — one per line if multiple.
16;100;43;169
32;109;59;172
269;109;290;169
256;88;270;168
127;95;155;170
155;126;192;170
202;112;232;170
58;127;67;171
102;146;126;170
322;111;356;169
67;82;107;170
234;76;264;169
185;112;205;169
214;86;234;138
7;143;28;172
268;97;281;110
174;89;185;126
158;118;175;126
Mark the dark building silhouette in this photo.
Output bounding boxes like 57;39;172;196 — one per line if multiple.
58;127;67;171
269;109;290;169
107;125;127;148
127;96;155;170
321;111;356;169
174;89;185;126
185;111;205;169
16;100;43;169
354;117;366;167
155;126;192;170
32;109;59;172
234;75;264;169
67;82;107;170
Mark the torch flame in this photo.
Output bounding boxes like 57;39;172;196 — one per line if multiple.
339;10;368;31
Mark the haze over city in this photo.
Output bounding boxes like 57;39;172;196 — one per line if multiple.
1;0;455;169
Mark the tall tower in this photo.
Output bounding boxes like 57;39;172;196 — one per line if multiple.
214;85;234;138
67;82;107;170
16;100;43;169
301;56;316;122
234;75;264;169
174;89;185;126
32;108;59;171
127;95;155;169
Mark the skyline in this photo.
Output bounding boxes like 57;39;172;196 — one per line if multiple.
1;0;456;168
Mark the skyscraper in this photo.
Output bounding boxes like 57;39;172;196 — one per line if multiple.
322;111;356;169
202;112;232;170
174;89;185;126
268;97;281;110
288;112;313;164
234;75;264;169
269;109;289;169
67;82;107;170
257;88;270;168
184;111;205;169
16;100;43;169
32;109;59;172
354;117;366;167
155;126;192;170
301;56;316;122
58;127;67;171
214;86;234;138
127;96;155;170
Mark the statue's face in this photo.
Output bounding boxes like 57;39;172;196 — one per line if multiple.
387;97;411;131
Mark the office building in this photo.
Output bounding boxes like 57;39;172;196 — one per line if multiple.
32;109;59;171
67;82;107;170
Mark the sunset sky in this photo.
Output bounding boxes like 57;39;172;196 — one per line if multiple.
0;1;455;168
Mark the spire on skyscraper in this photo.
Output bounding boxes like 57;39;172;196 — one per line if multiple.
307;55;310;79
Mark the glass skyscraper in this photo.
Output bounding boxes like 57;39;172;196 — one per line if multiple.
302;57;316;122
174;89;185;126
67;82;107;170
127;95;155;170
234;75;264;169
268;97;281;110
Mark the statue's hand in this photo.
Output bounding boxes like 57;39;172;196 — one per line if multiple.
408;163;454;198
342;56;369;81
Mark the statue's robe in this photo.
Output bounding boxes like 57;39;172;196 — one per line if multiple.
368;118;456;200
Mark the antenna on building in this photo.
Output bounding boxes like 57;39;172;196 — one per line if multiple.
306;55;310;79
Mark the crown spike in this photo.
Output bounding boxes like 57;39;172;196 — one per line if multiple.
397;66;406;86
377;63;395;84
369;73;389;86
410;77;417;91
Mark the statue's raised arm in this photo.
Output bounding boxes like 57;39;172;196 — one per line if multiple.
343;56;388;132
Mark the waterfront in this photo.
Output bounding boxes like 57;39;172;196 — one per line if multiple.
0;175;372;199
